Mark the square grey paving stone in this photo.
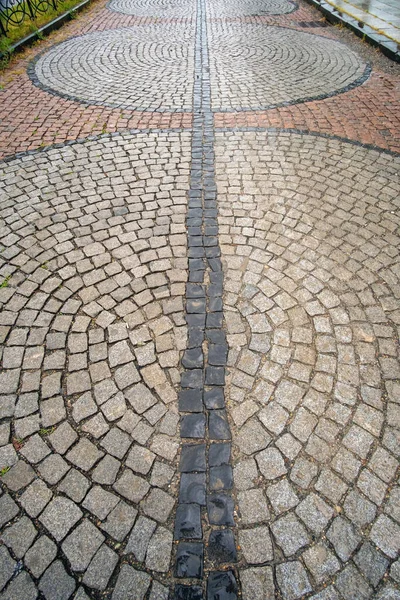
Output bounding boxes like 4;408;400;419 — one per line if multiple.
326;516;362;561
101;500;137;541
113;469;150;503
0;546;15;592
1;460;35;491
24;535;57;578
126;444;156;475
100;428;132;459
1;571;37;600
271;513;310;557
39;496;82;541
266;479;298;515
39;560;76;600
240;566;275;600
124;515;157;560
92;454;121;485
38;453;70;485
66;438;104;471
0;516;37;558
57;468;90;502
145;527;173;572
302;543;341;585
370;515;400;558
0;445;17;469
335;564;373;600
295;493;334;534
0;494;19;528
276;561;312;600
354;542;389;587
62;519;104;571
112;564;151;600
142;488;175;523
82;485;119;520
19;479;52;517
239;526;273;564
19;434;51;463
150;461;175;488
48;421;77;454
82;544;119;590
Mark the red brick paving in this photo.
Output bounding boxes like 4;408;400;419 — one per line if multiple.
0;0;399;159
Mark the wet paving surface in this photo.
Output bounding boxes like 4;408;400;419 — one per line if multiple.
0;0;400;598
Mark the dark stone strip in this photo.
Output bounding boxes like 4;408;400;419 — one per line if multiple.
174;0;238;597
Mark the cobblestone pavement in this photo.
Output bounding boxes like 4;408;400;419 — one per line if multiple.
0;0;400;598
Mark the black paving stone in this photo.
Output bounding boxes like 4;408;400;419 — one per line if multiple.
188;328;205;348
180;444;206;473
176;542;204;579
204;236;218;247
209;410;231;440
189;271;205;283
208;258;222;272
182;348;204;369
207;493;235;526
209;465;233;491
209;443;231;467
187;298;207;314
174;504;202;540
207;571;238;600
208;530;237;564
179;473;206;505
207;282;223;297
179;389;203;413
206;313;223;328
208;344;228;366
188;236;203;247
189;247;206;259
181;414;206;439
206;330;226;344
186;314;206;328
205;367;225;386
181;369;203;389
204;388;225;410
208;297;223;312
187;283;206;298
174;585;204;600
209;272;223;283
205;247;220;259
189;259;205;271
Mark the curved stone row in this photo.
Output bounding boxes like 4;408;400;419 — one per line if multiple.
214;130;400;598
0;131;191;599
207;0;297;18
209;23;368;111
30;25;195;112
108;0;196;18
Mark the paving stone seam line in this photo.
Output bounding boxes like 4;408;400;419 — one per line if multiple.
0;128;190;164
213;126;400;157
173;0;239;596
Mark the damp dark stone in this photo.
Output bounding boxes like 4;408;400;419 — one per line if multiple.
179;473;207;505
209;443;231;467
207;570;238;600
207;493;235;526
180;414;206;439
174;504;202;540
204;388;225;410
208;530;237;564
176;542;204;578
180;444;207;472
209;410;231;440
209;465;233;491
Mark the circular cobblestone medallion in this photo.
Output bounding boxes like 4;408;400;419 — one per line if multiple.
108;0;196;18
208;0;297;18
215;129;400;597
0;130;191;597
209;24;369;111
30;26;194;111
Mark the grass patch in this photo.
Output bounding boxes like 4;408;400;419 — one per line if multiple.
0;0;86;47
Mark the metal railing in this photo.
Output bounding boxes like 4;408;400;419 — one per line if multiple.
0;0;60;36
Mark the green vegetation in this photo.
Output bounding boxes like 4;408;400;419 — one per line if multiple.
0;0;86;48
0;274;11;288
0;466;10;477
